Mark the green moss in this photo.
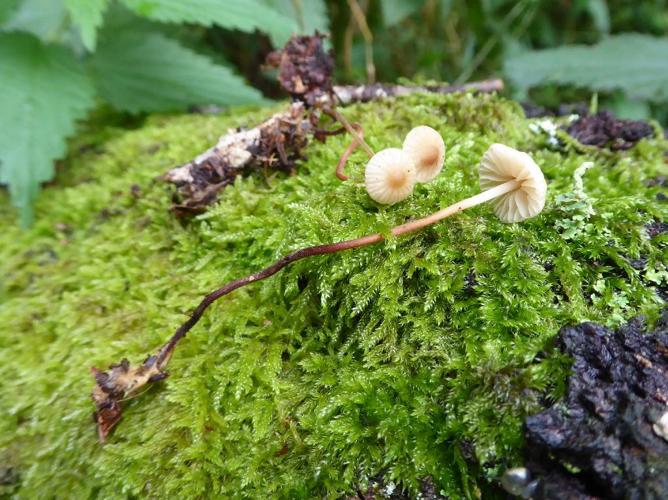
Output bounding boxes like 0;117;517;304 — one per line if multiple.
0;93;666;498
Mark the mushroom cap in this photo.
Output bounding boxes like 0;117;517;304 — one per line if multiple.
402;126;446;183
479;143;547;223
365;148;416;204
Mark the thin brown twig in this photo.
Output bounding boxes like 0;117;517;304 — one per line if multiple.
335;123;365;181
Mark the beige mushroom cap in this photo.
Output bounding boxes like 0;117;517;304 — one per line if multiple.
402;126;446;183
365;148;416;204
479;143;547;223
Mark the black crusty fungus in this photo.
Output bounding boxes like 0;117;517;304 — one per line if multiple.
522;309;668;499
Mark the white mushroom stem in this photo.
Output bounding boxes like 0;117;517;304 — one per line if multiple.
326;108;375;158
391;179;522;236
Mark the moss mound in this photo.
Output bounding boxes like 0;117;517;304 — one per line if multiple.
1;93;666;498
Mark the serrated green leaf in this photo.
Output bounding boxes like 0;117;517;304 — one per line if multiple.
65;0;109;51
0;33;95;226
264;0;329;35
1;0;68;42
119;0;297;47
505;34;668;102
90;30;265;113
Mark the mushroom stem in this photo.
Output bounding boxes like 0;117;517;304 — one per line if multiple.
155;231;383;366
391;179;521;236
157;179;521;365
325;107;375;158
335;123;365;181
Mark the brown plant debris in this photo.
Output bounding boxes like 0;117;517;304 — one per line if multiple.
166;102;314;215
566;110;654;151
165;33;503;215
332;79;504;105
523;309;668;499
92;348;172;442
265;32;335;107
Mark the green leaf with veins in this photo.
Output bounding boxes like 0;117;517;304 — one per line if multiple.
64;0;109;51
90;29;265;113
0;33;95;226
119;0;297;47
505;34;668;102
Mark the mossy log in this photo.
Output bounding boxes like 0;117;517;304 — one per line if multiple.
0;92;666;498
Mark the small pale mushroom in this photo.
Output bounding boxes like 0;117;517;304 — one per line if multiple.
365;148;417;204
479;143;547;223
402;126;446;183
387;143;547;234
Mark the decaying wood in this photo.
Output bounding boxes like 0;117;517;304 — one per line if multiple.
332;79;504;104
166;102;314;215
165;78;504;214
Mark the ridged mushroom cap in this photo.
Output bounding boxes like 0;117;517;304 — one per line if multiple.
365;148;416;204
479;143;547;223
402;126;446;183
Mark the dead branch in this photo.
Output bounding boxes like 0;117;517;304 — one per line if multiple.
332;79;504;104
166;102;313;215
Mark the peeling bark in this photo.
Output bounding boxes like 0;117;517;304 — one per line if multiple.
166;102;313;215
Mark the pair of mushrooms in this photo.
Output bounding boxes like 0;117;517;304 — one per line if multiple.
363;126;547;223
366;126;446;204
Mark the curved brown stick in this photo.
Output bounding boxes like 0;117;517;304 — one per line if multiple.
335;123;365;181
